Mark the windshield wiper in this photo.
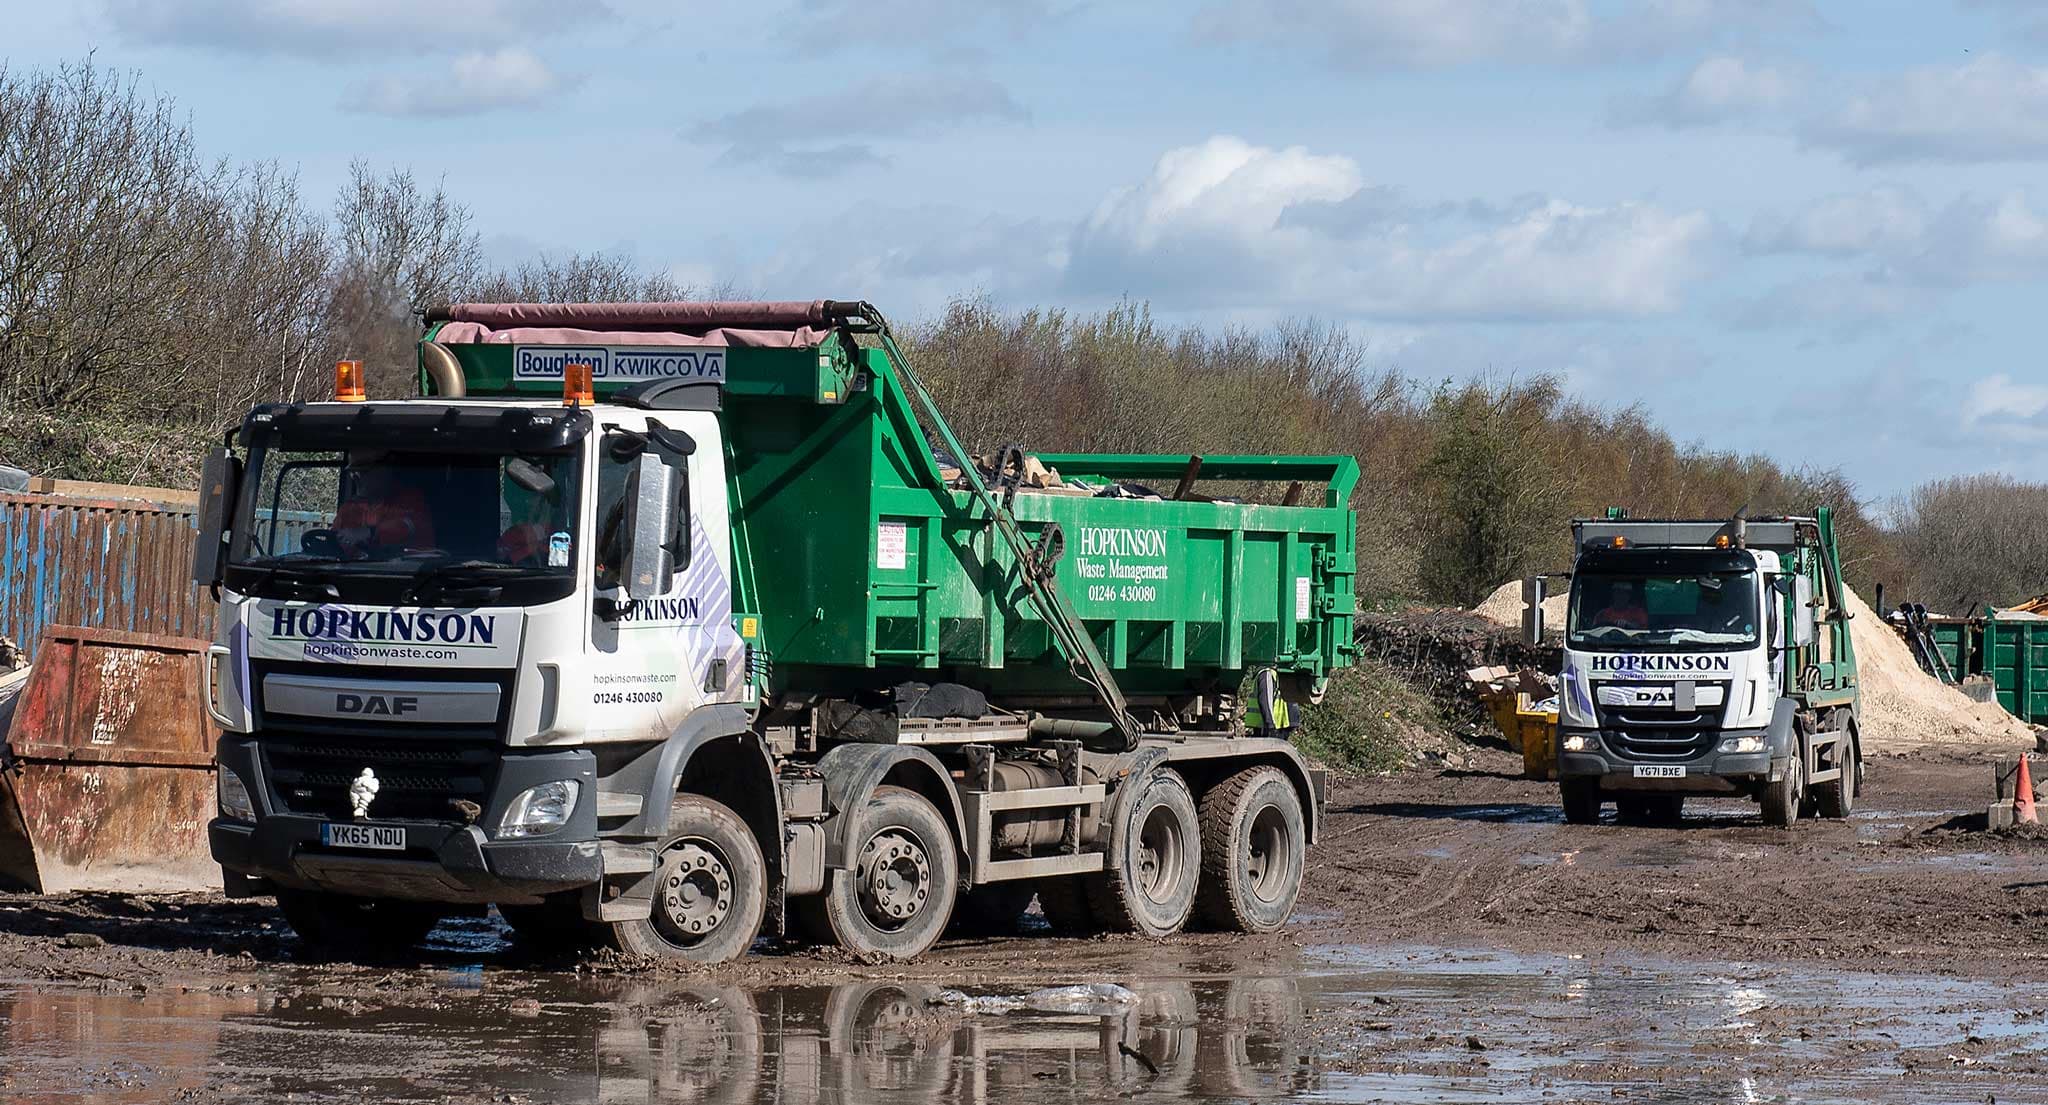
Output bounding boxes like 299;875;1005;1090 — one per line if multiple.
235;558;343;601
404;560;534;604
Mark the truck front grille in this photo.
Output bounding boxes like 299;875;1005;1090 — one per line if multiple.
262;732;496;821
1605;728;1718;762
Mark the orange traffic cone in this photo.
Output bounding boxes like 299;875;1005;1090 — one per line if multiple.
2019;756;2039;825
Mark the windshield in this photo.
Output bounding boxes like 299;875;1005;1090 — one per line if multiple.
228;441;581;600
1568;570;1761;649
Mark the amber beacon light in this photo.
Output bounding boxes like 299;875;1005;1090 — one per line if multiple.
563;362;595;406
334;360;366;402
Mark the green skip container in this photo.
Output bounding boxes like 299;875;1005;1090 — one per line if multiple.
425;320;1359;711
1984;614;2048;726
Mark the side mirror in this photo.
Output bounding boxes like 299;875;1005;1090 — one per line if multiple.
192;447;239;587
619;452;680;599
1792;574;1816;648
1521;575;1546;646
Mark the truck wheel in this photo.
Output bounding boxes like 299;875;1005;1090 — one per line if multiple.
948;881;1037;937
1034;876;1098;934
811;785;958;961
599;794;765;963
1195;766;1306;934
1761;752;1804;828
1560;779;1602;825
1089;769;1201;936
1814;735;1857;819
276;889;440;958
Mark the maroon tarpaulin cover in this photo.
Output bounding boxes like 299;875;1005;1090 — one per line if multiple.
433;301;835;348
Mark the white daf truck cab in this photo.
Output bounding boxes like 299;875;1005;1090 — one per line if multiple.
1526;512;1861;828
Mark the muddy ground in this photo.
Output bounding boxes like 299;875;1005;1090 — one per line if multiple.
4;749;2046;1103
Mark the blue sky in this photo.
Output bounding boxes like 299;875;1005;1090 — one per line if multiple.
9;0;2048;496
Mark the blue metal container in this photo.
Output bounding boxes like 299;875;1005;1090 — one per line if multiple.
0;491;212;663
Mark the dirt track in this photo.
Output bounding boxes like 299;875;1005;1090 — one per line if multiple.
4;749;2047;1102
1305;746;2048;975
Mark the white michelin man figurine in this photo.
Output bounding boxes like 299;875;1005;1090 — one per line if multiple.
349;768;380;820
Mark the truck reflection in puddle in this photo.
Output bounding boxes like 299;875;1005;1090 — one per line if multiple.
0;976;1314;1104
589;976;1314;1104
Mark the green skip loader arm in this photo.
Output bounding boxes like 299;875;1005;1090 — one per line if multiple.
820;300;1145;748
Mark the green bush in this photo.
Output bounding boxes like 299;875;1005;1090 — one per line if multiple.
1291;657;1446;774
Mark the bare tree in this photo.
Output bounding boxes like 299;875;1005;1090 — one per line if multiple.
326;161;480;395
0;62;329;483
466;251;693;304
1886;475;2048;612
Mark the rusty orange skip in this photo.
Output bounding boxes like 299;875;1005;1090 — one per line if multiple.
0;625;218;893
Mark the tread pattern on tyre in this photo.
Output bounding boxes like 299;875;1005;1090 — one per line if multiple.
813;785;958;962
1086;770;1198;936
595;793;765;962
1194;765;1300;933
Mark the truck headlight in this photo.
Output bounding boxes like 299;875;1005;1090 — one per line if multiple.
1719;735;1766;754
217;768;255;821
498;781;580;838
1562;734;1598;753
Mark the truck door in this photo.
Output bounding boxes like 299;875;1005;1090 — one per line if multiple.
586;415;747;740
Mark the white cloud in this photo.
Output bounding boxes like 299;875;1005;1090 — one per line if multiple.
1616;55;1803;128
689;74;1028;178
1720;276;1923;335
1192;0;1817;70
1075;136;1362;255
348;48;569;118
1965;373;2048;444
1749;187;2048;286
1743;186;1929;258
744;203;1064;308
1803;54;2048;165
1064;137;1716;321
98;0;600;56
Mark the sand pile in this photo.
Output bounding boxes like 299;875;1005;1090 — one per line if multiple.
1472;580;1566;632
1469;579;2035;752
1840;586;2032;752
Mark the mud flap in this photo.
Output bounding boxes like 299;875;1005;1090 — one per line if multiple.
0;627;218;893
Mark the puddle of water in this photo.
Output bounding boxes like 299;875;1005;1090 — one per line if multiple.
3;945;2044;1103
1307;945;2048;1102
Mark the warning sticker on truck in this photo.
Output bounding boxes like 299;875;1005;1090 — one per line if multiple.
877;521;907;570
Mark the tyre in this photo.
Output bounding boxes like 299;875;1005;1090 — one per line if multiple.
276;890;441;958
1034;875;1098;934
1088;769;1202;936
1195;766;1306;934
1761;745;1804;828
948;881;1037;937
595;794;766;963
1560;778;1602;825
808;785;959;962
1814;733;1856;819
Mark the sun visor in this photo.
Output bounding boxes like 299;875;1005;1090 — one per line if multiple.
240;403;591;453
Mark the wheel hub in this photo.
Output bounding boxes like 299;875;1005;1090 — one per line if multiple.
1246;804;1292;905
657;841;734;942
857;829;931;930
1137;804;1185;905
